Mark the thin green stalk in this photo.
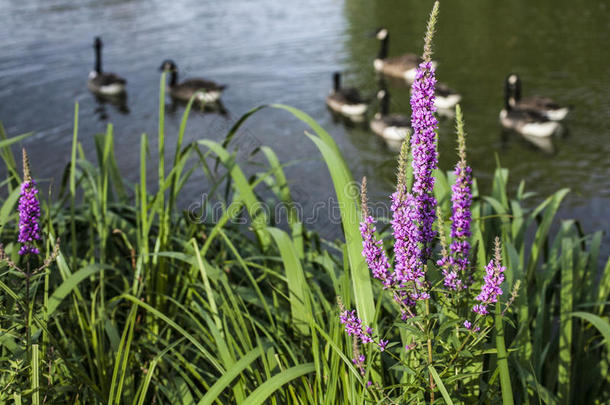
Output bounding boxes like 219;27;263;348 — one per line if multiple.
32;344;40;405
496;303;514;405
70;103;79;271
558;239;573;403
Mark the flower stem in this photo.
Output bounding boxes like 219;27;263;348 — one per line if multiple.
425;299;435;403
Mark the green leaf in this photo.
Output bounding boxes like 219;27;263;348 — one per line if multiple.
198;345;266;405
428;365;454;405
45;265;105;316
241;363;315;405
571;312;610;354
267;227;310;335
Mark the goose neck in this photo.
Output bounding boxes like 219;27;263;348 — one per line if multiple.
94;44;102;74
169;70;178;86
377;35;388;60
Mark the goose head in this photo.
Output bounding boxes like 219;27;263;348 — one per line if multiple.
159;59;178;73
94;36;102;50
375;27;389;40
505;73;522;104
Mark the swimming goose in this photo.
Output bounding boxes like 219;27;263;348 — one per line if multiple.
506;73;569;121
409;81;461;111
87;37;126;96
373;28;436;82
326;72;368;118
370;90;411;145
500;86;561;138
159;60;226;103
435;82;462;110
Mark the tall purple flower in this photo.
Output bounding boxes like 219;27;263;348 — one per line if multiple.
18;149;41;256
360;178;393;288
398;60;438;282
389;142;431;308
473;238;505;315
443;111;473;289
391;185;424;284
445;163;472;287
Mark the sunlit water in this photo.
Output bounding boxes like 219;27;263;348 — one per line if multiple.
1;0;609;255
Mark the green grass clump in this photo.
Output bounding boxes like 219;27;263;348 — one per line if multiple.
0;91;607;403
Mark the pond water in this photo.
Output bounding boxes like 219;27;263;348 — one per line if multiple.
1;0;609;254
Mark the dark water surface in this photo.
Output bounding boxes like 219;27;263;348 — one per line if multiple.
1;0;609;253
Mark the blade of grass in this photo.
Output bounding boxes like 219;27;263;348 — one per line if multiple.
267;227;310;335
558;238;573;403
241;363;315;405
198;345;267;405
428;365;454;405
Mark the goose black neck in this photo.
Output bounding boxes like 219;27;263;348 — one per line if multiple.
380;92;390;115
333;72;340;92
514;78;522;102
377;35;388;60
503;80;513;111
169;70;178;86
94;44;102;74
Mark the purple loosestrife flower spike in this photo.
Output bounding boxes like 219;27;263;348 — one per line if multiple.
407;1;440;269
360;178;393;288
409;62;438;259
444;105;473;290
392;140;424;286
18;149;41;256
405;35;439;290
473;238;505;315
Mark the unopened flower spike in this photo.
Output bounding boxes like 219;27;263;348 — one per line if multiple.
18;148;41;256
397;135;411;190
423;1;440;64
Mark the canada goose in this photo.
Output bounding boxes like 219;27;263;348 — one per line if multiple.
326;72;367;118
409;81;461;111
159;60;226;103
435;82;462;110
373;28;436;82
87;37;126;96
500;85;561;138
370;90;411;145
506;73;569;121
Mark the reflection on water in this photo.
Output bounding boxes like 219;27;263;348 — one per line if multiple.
166;98;229;118
0;0;608;254
93;93;130;121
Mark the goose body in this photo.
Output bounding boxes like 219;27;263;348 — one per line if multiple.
499;108;560;138
435;82;462;110
370;90;411;144
326;72;367;117
500;75;561;137
87;37;126;96
374;28;436;82
506;74;569;121
160;60;225;103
